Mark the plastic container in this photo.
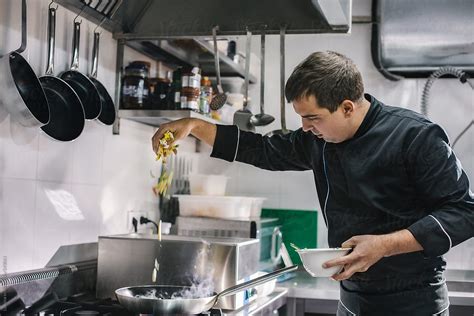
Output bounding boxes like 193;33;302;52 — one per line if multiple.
174;195;265;219
188;174;228;196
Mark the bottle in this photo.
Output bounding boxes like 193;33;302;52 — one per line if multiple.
199;76;212;115
168;67;182;110
180;67;201;111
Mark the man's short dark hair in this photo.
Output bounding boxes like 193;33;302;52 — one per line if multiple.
285;51;364;112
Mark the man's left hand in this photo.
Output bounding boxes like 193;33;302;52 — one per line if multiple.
322;234;389;281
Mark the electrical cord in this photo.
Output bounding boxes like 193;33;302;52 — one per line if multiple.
452;120;474;149
420;66;472;117
421;66;474;148
140;216;159;234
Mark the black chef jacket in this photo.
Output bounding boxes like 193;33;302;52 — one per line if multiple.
210;94;474;294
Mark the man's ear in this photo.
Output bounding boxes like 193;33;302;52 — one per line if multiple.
341;100;355;117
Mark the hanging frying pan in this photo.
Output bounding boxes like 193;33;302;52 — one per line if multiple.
60;11;101;120
88;0;123;125
0;0;49;127
39;3;85;141
89;32;115;125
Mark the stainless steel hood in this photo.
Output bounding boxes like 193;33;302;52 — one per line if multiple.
56;0;352;38
372;0;474;79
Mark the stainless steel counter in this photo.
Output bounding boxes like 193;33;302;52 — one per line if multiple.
224;288;288;315
278;269;474;306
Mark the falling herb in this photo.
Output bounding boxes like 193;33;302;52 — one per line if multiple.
153;131;178;196
155;131;178;164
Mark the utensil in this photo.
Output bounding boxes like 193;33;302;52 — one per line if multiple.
209;26;227;110
60;8;101;120
116;265;297;315
266;25;292;137
0;0;50;127
89;11;120;125
290;242;301;251
250;26;274;127
233;28;255;132
39;3;85;141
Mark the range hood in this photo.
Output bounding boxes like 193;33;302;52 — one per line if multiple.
56;0;352;38
372;0;474;79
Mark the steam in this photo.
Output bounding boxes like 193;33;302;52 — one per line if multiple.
136;239;215;300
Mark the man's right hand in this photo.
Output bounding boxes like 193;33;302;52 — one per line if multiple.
151;118;217;155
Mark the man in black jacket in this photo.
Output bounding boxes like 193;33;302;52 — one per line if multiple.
152;51;473;315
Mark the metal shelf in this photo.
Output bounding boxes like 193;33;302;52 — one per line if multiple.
124;39;257;83
118;109;222;127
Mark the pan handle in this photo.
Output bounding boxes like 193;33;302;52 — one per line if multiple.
16;0;27;53
91;31;100;78
71;21;81;71
215;265;297;301
45;6;57;75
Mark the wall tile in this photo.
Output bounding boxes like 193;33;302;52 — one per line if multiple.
71;121;106;185
37;132;74;183
0;179;36;272
0;119;39;180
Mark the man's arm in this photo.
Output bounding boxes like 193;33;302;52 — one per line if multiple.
324;123;473;281
152;118;315;171
323;229;423;281
152;118;216;153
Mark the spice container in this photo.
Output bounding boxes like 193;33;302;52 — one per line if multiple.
180;67;201;111
199;76;212;114
121;61;151;109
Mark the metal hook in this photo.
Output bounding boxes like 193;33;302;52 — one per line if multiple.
94;17;106;34
73;4;87;24
49;0;58;10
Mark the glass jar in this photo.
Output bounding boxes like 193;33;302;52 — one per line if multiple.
121;63;150;109
199;76;212;115
180;67;201;111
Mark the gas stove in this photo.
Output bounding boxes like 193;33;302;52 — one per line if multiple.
21;292;223;316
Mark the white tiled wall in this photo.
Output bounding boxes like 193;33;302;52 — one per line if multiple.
0;0;169;273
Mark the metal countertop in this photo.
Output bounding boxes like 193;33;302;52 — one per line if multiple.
278;269;474;306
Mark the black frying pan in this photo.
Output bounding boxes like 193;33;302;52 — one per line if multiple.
60;17;101;120
89;29;116;125
40;4;85;141
0;0;49;127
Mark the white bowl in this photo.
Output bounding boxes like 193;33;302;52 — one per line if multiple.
296;248;351;277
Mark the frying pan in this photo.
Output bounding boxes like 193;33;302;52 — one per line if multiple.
60;14;101;120
115;265;297;315
39;4;85;141
88;1;122;125
0;0;50;127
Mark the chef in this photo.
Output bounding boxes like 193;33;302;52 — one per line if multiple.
152;51;474;315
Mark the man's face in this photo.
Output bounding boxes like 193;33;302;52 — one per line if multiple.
293;95;353;143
